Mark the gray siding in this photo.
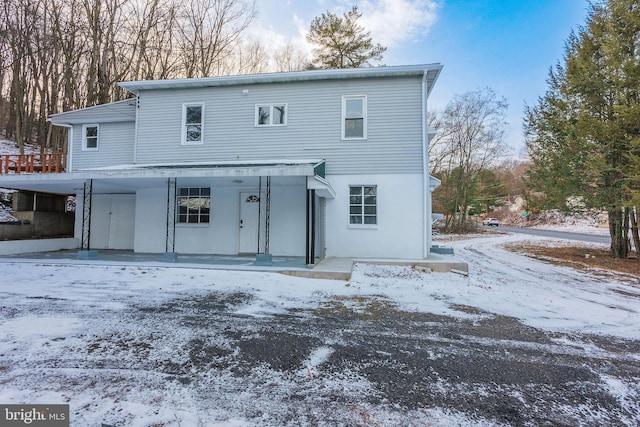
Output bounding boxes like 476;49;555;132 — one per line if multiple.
134;76;424;174
71;121;135;170
51;99;136;125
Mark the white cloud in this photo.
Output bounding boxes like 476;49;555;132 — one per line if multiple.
292;13;311;52
357;0;440;47
248;0;440;69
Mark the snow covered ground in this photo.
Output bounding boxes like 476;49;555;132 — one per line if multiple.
528;222;610;235
0;139;40;155
0;138;39;222
523;210;610;235
0;192;17;222
0;233;638;426
442;233;638;338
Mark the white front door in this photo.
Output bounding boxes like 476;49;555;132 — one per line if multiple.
239;192;260;253
108;194;135;249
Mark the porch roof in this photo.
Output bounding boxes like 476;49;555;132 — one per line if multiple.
0;159;333;196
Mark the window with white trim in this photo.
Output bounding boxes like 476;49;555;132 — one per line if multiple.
349;185;376;225
342;95;367;139
256;104;287;126
177;187;210;224
181;103;204;144
82;124;99;150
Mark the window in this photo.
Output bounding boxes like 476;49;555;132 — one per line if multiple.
82;124;99;151
177;187;210;224
256;104;287;126
181;103;204;144
342;95;367;139
349;185;376;225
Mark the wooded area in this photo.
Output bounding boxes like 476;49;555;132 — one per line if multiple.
428;88;521;232
0;0;309;156
525;0;640;259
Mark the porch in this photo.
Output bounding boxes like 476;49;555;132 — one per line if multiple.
0;159;335;266
0;247;352;280
0;247;466;280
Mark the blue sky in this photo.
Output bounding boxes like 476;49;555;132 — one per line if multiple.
251;0;590;155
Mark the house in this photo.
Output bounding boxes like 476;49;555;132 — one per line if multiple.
0;64;443;264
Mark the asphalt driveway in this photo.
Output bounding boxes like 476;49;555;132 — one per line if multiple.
1;233;639;426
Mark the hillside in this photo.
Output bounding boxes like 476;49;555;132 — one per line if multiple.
0;139;40;222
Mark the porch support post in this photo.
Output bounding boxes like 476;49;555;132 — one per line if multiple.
306;189;316;265
78;179;97;260
255;176;272;266
163;177;178;262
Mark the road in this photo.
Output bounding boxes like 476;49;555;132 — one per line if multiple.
479;224;610;244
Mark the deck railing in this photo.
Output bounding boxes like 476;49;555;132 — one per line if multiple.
0;153;65;174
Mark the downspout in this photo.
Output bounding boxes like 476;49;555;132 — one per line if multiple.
421;71;429;259
133;95;139;164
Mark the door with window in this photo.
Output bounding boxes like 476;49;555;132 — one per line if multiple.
239;192;260;253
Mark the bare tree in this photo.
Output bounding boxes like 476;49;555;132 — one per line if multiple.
273;41;308;72
220;39;270;75
0;0;259;154
124;0;181;80
430;88;509;231
176;0;256;78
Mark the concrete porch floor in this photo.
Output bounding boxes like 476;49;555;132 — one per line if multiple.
0;249;467;280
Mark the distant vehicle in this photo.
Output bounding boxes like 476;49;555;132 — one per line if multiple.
482;217;499;227
431;213;445;225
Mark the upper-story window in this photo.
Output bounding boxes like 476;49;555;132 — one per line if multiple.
82;124;99;151
342;95;367;140
181;103;204;145
256;104;287;126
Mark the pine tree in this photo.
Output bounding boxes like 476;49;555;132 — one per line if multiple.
525;0;640;259
306;6;386;69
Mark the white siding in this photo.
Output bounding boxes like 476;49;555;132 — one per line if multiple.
134;77;424;174
71;121;135;170
134;188;167;253
267;182;306;255
89;194;135;249
132;177;307;256
324;173;425;259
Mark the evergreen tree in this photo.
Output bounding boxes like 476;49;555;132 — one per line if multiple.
306;6;386;69
474;169;505;215
525;0;640;259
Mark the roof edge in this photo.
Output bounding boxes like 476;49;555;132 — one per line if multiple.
119;64;443;94
49;99;136;125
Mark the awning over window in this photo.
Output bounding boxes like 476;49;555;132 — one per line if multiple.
307;175;336;199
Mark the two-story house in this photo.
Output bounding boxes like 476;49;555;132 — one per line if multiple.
1;64;443;264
